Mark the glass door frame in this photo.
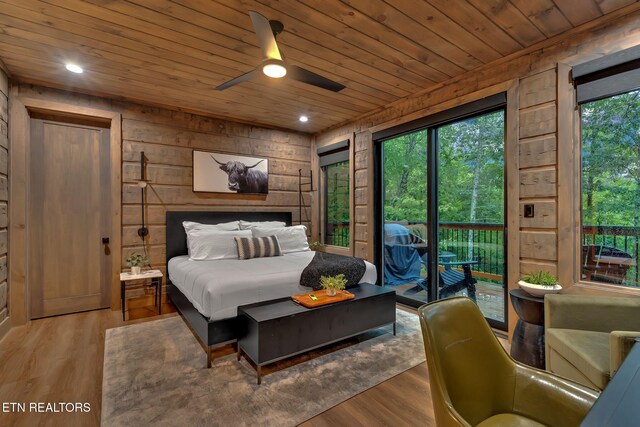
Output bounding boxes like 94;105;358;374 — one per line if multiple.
373;94;508;330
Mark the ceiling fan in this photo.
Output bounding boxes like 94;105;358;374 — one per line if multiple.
216;11;346;93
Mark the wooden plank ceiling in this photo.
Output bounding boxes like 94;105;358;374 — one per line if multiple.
0;0;636;133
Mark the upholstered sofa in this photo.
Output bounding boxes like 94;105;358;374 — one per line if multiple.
545;294;640;390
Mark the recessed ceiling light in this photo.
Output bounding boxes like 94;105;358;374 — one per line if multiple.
299;115;309;123
65;63;83;74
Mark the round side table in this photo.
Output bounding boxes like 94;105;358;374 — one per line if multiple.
509;289;545;369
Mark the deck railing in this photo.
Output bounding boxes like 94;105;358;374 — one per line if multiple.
326;221;640;286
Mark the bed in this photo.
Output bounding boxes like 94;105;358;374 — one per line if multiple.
165;211;377;368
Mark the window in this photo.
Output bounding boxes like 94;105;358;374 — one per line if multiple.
575;46;640;288
318;139;350;247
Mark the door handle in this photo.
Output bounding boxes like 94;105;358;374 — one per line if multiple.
102;237;110;244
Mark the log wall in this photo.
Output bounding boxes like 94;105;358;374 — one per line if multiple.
313;7;640;336
0;64;8;338
10;83;311;308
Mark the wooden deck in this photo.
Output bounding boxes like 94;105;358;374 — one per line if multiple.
391;280;506;323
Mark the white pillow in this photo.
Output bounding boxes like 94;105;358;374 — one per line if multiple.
239;220;287;230
252;225;309;254
187;229;251;260
183;220;240;232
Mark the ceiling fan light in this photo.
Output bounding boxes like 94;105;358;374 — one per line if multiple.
262;61;287;78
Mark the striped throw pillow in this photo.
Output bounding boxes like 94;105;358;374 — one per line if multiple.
234;235;282;260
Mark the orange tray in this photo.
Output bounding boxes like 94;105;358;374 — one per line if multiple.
291;289;355;308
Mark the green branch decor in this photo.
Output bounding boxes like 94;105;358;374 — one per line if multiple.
320;274;348;296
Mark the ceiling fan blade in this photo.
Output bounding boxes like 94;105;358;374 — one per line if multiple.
288;65;346;92
215;68;261;91
249;10;282;61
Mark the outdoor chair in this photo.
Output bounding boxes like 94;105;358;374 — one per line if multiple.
581;244;634;284
419;297;598;427
383;223;478;301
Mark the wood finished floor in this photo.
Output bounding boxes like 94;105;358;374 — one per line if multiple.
0;303;505;426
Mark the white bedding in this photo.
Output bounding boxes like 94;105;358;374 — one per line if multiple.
168;251;377;321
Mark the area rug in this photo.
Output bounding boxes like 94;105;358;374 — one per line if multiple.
102;309;425;426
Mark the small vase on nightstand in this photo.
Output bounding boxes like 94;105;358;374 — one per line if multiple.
131;266;141;275
326;288;337;297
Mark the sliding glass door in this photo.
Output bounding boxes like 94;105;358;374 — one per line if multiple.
378;102;507;328
436;111;506;324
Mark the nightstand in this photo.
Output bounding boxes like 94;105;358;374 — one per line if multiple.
119;270;163;320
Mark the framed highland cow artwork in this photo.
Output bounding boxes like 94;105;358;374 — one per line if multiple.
192;150;269;195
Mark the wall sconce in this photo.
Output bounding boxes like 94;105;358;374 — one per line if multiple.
136;152;151;239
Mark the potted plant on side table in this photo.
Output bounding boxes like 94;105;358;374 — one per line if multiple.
320;274;348;296
518;271;562;297
126;253;150;275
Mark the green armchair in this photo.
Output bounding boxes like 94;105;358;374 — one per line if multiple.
545;294;640;390
418;297;598;427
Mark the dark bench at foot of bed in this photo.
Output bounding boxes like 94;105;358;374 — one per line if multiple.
237;283;396;384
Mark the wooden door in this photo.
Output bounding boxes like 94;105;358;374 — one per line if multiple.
29;117;111;318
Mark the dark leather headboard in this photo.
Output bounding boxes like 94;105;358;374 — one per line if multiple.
165;211;293;266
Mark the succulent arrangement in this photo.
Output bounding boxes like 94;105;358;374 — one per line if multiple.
521;271;559;287
125;253;150;268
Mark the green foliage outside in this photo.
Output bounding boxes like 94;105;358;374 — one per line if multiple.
581;90;640;229
324;161;350;247
383;110;505;281
580;90;640;286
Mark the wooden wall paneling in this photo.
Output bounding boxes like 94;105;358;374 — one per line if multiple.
519;168;557;198
8;91;28;326
0;258;6;301
61;0;410;104
518;69;557;109
519;135;557;168
0;66;7;341
0;64;7;97
364;131;376;262
0;94;7;123
427;0;524;56
556;63;579;290
520;260;558;277
520;231;558;260
509;0;573;37
0;0;637;132
209;0;437;91
279;0;455;80
552;0;603;26
343;4;640;140
338;0;482;71
466;0;547;45
505;80;520;338
313;8;640;338
0;1;371;113
519;102;557;138
0;204;6;228
519;200;557;229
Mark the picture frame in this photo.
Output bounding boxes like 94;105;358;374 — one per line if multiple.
192;150;269;195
